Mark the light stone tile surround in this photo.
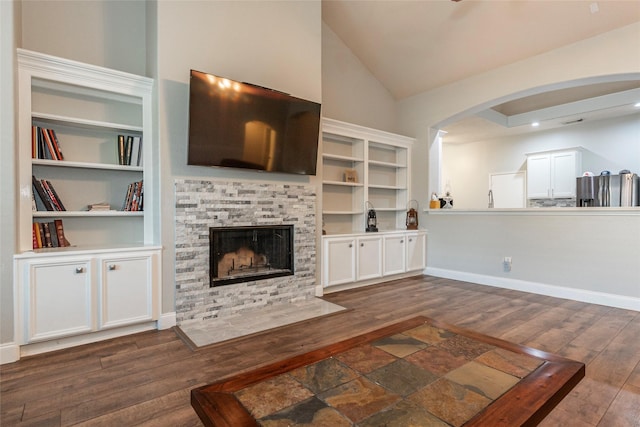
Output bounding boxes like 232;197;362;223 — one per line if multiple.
174;179;317;328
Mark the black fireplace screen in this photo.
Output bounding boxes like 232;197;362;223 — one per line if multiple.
209;225;294;287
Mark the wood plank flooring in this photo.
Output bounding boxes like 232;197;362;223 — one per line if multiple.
1;275;639;426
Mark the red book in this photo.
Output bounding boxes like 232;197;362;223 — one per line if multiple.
32;223;39;249
54;219;70;247
31;126;37;159
41;128;58;160
47;129;64;160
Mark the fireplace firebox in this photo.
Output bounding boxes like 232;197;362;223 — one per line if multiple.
209;225;294;287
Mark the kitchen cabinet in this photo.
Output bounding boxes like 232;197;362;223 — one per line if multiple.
323;231;426;289
14;247;161;346
527;149;582;199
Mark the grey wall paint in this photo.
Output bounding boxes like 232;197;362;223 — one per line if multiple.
0;0;19;346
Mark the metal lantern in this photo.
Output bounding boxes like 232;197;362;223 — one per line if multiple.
406;200;419;230
365;201;378;232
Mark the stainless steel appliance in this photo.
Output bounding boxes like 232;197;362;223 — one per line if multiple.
619;170;639;207
576;172;633;207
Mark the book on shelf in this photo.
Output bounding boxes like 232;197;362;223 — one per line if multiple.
117;134;142;166
125;136;133;166
31;126;63;160
130;136;142;166
88;202;112;211
32;176;66;211
117;134;126;165
32;219;70;249
122;180;143;211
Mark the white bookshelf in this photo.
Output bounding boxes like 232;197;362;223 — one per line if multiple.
321;118;414;235
17;48;158;252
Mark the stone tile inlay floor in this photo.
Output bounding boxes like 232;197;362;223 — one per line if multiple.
178;298;346;348
191;316;585;426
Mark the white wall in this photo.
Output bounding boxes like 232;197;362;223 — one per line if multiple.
444;113;640;209
321;22;398;133
154;1;323;313
397;23;640;307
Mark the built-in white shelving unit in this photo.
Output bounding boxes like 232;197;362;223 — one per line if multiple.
320;118;424;292
321;118;413;235
13;49;161;358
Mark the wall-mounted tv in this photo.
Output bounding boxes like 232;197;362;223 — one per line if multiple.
187;69;321;175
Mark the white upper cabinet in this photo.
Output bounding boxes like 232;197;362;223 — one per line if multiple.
526;149;582;199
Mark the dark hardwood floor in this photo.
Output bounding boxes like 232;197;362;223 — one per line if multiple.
1;275;639;426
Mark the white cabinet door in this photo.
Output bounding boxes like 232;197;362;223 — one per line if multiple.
99;254;156;329
527;150;580;199
357;236;383;280
526;154;551;198
406;233;426;272
383;234;406;276
25;258;95;342
551;151;578;198
323;237;356;287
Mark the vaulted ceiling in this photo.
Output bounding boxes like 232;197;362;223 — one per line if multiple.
322;0;640;142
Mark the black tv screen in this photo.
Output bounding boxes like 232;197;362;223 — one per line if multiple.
188;69;321;175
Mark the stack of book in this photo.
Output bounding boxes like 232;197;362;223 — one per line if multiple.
122;180;143;211
32;126;64;160
32;176;66;211
117;135;143;166
88;202;112;211
32;219;70;249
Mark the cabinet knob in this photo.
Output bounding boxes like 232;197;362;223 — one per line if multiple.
409;238;413;242
75;267;85;274
348;244;353;248
108;264;117;271
360;243;364;247
400;240;404;244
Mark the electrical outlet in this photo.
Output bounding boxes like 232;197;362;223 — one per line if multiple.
503;256;512;272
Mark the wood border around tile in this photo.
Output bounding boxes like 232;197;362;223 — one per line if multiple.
191;316;585;427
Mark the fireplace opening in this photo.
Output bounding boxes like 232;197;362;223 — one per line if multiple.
209;225;294;287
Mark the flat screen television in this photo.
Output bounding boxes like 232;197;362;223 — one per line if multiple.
187;69;321;175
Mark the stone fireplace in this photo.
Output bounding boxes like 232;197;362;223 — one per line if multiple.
174;179;316;328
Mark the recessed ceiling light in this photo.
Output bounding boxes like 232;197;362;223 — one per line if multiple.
634;102;640;108
531;122;540;127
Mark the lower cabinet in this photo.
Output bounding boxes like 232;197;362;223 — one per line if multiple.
26;257;95;342
383;234;407;276
322;237;357;287
99;255;157;329
14;247;161;344
323;231;426;288
357;235;383;281
406;232;427;272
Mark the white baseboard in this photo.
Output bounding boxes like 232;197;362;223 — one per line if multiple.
426;267;640;312
157;311;176;330
0;342;20;365
3;314;178;363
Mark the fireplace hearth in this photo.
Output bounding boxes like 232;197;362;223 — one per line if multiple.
210;225;294;287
